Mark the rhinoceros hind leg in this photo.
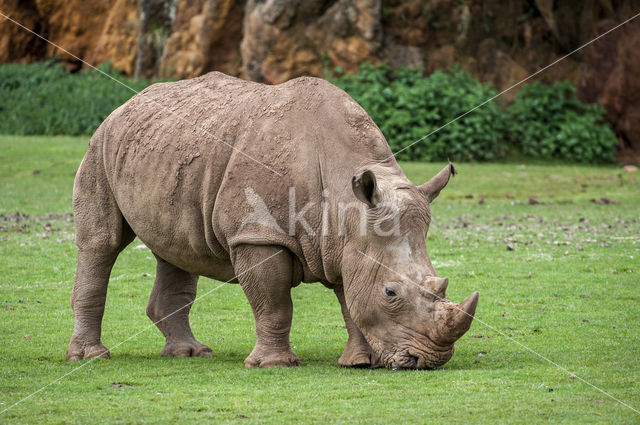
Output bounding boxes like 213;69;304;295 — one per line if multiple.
232;245;300;368
67;229;135;361
334;286;382;368
68;148;135;361
147;256;212;358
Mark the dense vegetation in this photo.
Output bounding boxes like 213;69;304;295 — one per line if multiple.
507;81;618;163
0;61;150;136
329;63;508;162
329;63;618;163
0;61;618;163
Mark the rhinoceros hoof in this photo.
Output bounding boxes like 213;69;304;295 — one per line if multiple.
161;341;213;358
339;347;382;369
66;341;110;361
244;349;301;368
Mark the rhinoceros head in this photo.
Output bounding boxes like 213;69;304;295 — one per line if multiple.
344;163;479;369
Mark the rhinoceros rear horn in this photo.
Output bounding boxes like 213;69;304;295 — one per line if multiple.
429;277;449;298
419;163;456;202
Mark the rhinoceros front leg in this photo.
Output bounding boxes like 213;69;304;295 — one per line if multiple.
334;286;381;368
232;245;300;368
146;256;212;357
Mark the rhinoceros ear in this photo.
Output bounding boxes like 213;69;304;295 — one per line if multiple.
418;163;456;202
352;170;380;208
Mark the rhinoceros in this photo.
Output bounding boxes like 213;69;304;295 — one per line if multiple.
67;72;478;369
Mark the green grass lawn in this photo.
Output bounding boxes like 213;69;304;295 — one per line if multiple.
1;135;639;424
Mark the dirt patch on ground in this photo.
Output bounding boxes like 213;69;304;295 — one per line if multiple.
433;212;640;253
0;213;74;239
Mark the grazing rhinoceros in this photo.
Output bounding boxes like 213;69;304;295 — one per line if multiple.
68;72;478;369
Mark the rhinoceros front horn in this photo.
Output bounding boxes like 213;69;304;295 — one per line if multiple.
440;292;479;344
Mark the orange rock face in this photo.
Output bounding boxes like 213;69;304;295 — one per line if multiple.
88;0;139;75
0;0;47;64
578;15;640;160
0;0;138;73
160;0;243;78
1;0;640;156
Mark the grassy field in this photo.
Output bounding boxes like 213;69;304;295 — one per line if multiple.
0;135;639;424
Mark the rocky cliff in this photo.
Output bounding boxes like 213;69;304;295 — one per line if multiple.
1;0;639;158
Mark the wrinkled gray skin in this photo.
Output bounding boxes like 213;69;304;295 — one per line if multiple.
68;72;478;369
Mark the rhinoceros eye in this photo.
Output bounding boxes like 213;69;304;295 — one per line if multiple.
385;288;397;297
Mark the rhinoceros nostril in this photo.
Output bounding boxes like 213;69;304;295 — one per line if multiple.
408;355;419;369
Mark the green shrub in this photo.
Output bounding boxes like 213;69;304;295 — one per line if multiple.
0;61;619;164
329;63;508;161
508;81;617;163
0;60;152;136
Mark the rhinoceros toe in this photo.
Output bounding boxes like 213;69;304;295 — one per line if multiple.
66;340;110;362
338;337;382;368
161;341;213;358
244;349;300;368
339;347;382;369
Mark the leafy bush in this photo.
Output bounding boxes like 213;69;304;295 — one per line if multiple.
0;60;152;136
329;63;508;161
508;81;617;163
0;61;619;163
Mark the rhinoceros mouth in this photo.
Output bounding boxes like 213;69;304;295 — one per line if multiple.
362;329;455;369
